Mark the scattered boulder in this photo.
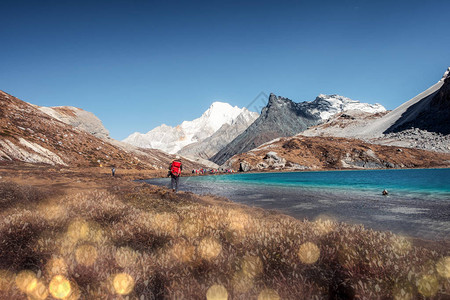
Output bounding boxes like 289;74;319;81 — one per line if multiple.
256;162;269;169
239;161;252;172
263;151;286;169
286;163;309;170
340;114;356;120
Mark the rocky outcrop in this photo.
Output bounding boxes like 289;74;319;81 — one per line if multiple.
222;136;450;171
37;106;110;138
263;151;286;168
239;161;252;172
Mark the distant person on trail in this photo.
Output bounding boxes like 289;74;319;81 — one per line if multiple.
111;167;116;177
168;156;182;192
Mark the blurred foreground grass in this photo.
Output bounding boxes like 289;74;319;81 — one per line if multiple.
0;181;449;299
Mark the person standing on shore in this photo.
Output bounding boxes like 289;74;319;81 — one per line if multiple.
168;156;182;192
111;166;116;177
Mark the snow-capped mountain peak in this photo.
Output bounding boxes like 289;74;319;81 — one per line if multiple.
123;101;258;154
194;101;244;132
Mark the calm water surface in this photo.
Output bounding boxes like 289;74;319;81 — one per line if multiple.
145;168;450;240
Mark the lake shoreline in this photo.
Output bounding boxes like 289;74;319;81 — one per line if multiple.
145;168;450;241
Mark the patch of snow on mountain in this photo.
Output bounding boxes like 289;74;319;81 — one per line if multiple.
0;138;67;166
308;94;386;120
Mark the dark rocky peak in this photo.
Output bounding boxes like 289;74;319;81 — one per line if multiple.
263;93;316;118
440;66;450;81
267;93;294;107
385;66;450;135
433;70;450;106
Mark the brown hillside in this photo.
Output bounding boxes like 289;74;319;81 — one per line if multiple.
0;90;205;171
224;136;450;171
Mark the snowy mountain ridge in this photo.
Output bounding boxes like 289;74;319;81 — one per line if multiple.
307;94;386;120
123;102;258;154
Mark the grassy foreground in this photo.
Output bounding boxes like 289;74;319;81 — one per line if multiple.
0;171;449;299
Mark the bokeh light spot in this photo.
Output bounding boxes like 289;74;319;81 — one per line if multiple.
228;211;250;233
391;236;412;255
181;218;204;238
67;219;90;242
75;244;98;266
46;257;68;276
39;202;66;222
258;288;280;300
206;284;228;300
27;279;48;300
416;274;440;297
152;213;179;235
49;275;71;299
171;241;195;263
314;215;336;235
241;255;263;279
298;242;320;264
198;237;222;260
113;273;135;295
15;270;36;293
436;256;450;278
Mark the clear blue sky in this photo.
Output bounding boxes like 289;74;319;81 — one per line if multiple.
1;0;449;140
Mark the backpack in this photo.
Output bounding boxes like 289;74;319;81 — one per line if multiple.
171;161;182;176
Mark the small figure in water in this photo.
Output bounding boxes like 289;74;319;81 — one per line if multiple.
382;189;389;196
111;166;116;177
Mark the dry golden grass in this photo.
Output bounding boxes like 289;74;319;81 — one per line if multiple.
0;181;449;299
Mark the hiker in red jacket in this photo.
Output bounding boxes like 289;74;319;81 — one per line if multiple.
168;156;182;192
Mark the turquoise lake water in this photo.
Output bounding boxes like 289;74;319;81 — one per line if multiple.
145;168;450;240
187;168;450;197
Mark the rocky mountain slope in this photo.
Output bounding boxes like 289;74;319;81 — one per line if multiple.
302;67;450;153
0;90;206;170
123;102;257;154
222;135;450;172
36;105;110;138
177;108;259;159
384;67;450;135
211;93;386;165
358;67;449;138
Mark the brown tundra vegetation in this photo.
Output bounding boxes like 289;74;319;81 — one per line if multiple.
0;171;449;300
